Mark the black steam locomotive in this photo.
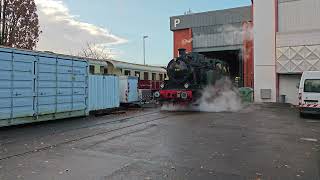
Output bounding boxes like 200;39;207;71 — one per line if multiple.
154;48;230;104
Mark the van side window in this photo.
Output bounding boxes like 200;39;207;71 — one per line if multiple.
304;79;320;93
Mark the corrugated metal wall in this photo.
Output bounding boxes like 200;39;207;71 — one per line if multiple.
170;6;251;31
0;47;88;127
192;23;243;49
278;0;320;32
89;75;119;111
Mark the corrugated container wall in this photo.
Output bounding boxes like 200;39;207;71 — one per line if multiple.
0;47;88;127
89;75;120;111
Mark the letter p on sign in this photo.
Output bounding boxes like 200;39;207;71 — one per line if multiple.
174;19;181;28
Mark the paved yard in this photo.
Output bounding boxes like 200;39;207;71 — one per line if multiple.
0;104;319;180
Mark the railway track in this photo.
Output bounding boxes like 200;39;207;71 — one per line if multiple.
0;112;170;161
0;110;161;146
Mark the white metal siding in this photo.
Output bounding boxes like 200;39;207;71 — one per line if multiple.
279;0;320;33
279;74;301;105
277;31;320;47
254;0;277;102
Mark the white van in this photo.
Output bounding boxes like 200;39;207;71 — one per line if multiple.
298;71;320;117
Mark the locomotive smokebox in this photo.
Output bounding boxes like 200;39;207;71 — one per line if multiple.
178;48;186;57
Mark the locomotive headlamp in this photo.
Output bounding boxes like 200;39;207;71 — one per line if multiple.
160;83;165;89
184;83;189;89
181;92;188;99
154;91;160;98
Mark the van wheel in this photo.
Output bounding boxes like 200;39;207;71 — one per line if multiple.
300;112;306;118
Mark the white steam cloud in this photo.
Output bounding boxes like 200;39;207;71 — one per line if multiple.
161;78;243;112
197;78;242;112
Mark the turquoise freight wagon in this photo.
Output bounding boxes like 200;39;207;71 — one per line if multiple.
0;47;89;127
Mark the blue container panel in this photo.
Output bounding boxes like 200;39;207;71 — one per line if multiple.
38;88;56;97
38;105;56;115
0;52;12;61
0;70;11;80
58;88;73;95
58;74;72;81
0;60;12;70
0;108;11;119
1;80;11;88
38;73;56;81
0;98;11;108
89;75;120;111
0;47;89;126
57;58;73;66
0;52;12;120
58;65;73;74
38;57;56;65
12;55;35;119
38;64;56;73
73;67;87;75
37;56;57;115
128;78;139;102
0;89;10;98
13;54;36;62
73;102;86;111
57;96;72;103
73;60;87;68
57;103;72;112
38;96;56;104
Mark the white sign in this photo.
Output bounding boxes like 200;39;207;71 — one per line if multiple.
174;18;181;28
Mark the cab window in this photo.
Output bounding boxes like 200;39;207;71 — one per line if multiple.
89;65;95;74
124;70;131;76
159;74;163;81
144;72;149;80
304;79;320;93
152;73;156;80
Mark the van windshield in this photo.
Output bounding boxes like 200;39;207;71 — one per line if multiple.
304;79;320;93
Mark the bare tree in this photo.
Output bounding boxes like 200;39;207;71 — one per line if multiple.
79;42;113;60
0;0;41;49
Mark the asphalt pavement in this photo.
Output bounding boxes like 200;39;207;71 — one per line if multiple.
0;104;319;180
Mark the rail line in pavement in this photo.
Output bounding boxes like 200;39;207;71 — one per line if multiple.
0;110;161;146
0;113;170;161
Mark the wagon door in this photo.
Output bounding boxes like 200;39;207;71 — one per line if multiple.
37;56;57;115
0;51;14;123
128;77;139;102
72;59;88;113
57;58;73;112
12;53;37;118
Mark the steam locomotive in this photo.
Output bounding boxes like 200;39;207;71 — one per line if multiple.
154;48;230;105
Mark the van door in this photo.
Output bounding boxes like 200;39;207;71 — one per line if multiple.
302;79;320;106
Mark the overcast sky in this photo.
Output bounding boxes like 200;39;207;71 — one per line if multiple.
35;0;251;65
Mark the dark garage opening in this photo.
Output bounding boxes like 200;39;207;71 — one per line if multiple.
200;50;243;87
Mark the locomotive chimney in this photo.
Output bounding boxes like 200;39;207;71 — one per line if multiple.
178;48;186;57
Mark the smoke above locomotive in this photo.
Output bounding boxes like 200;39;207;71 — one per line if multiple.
154;48;230;105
